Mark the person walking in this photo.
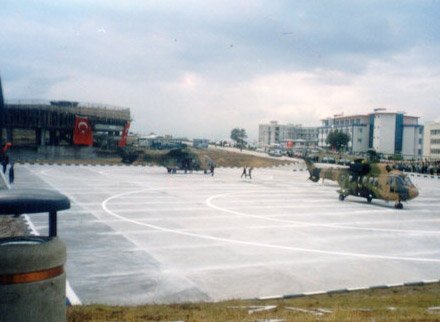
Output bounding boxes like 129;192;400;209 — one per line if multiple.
241;166;247;178
248;167;253;179
1;154;8;174
8;162;14;184
1;142;12;174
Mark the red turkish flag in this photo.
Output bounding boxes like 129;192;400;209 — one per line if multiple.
118;121;130;147
73;115;93;146
2;142;11;153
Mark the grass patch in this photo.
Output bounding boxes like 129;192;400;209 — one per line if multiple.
137;147;295;168
68;282;440;321
194;148;294;168
17;148;294;168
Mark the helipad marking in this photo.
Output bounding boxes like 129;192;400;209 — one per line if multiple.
206;192;440;235
102;189;440;263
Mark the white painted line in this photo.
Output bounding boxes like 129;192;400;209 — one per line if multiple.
22;197;82;306
23;215;39;236
285;307;324;316
248;305;277;314
258;295;283;300
66;281;82;305
303;290;327;296
102;189;440;263
422;279;440;284
316;308;333;313
386;283;404;288
206;192;440;235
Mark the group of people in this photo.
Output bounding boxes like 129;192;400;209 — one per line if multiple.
390;160;440;175
241;166;253;179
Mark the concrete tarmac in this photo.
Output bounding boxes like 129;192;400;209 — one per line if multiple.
13;164;440;305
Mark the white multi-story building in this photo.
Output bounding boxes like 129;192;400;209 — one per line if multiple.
423;122;440;159
318;109;423;158
258;121;318;147
318;114;370;153
370;111;423;157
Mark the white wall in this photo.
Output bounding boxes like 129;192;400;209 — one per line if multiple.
373;114;396;154
402;126;417;157
423;122;440;159
351;126;369;152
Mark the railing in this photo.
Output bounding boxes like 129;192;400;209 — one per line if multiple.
5;99;129;111
4;99;130;120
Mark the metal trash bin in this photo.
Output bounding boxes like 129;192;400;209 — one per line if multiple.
0;189;70;322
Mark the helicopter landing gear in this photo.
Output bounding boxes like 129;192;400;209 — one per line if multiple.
394;202;403;209
339;194;345;201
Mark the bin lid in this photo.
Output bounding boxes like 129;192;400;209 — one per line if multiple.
0;189;70;215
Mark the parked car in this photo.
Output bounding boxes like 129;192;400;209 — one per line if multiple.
268;149;283;157
321;156;336;164
337;158;351;166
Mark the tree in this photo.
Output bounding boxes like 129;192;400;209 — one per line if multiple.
326;129;350;151
230;128;247;150
366;149;380;163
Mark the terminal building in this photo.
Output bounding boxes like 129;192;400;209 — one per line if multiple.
2;100;130;149
0;76;131;150
0;75;132;161
318;109;423;158
258;121;318;148
423;122;440;160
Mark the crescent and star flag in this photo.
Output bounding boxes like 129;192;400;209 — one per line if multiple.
73;115;93;146
118;121;131;147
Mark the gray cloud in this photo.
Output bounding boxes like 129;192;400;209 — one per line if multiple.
1;1;440;140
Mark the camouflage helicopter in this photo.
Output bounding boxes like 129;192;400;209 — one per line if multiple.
147;147;216;175
305;158;419;209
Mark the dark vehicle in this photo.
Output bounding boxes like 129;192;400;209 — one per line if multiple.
146;148;215;174
117;146;140;164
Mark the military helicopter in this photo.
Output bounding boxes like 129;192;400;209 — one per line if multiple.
305;158;419;209
146;147;216;175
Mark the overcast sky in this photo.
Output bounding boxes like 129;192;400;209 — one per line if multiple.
1;1;439;141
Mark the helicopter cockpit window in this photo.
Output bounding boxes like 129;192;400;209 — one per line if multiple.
396;176;406;191
389;176;396;192
404;176;414;187
389;176;405;193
